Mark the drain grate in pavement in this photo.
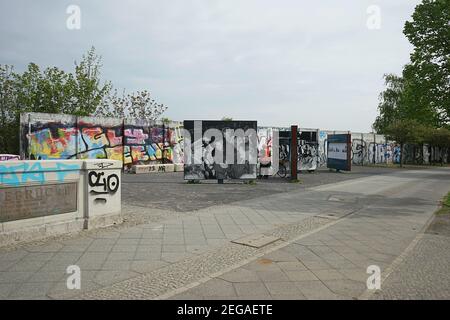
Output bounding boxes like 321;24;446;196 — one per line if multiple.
231;234;280;248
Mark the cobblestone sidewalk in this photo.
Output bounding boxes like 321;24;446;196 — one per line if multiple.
0;168;449;300
168;169;450;300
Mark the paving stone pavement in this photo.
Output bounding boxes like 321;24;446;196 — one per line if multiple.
169;168;450;300
370;214;450;300
0;167;449;299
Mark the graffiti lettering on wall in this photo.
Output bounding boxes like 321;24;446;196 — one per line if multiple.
263;129;319;174
297;130;318;172
298;142;318;171
317;132;395;167
317;132;400;166
20;113;184;167
0;154;20;161
123;123;183;165
78;118;123;161
124;126;161;165
351;139;399;165
318;131;328;167
257;128;279;176
21;115;123;161
0;162;81;187
133;164;175;174
351;139;366;165
184;120;258;180
88;170;120;204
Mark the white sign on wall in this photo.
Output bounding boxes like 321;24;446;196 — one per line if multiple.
328;143;348;160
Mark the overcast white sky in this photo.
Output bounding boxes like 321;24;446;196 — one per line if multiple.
0;0;421;132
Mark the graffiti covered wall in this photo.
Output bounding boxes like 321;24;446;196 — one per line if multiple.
124;119;163;165
315;131;443;167
20;113;78;160
257;127;279;176
0;154;20;161
297;129;319;172
184;120;258;180
258;127;320;173
20;112;183;167
77;116;124;161
20;113;445;171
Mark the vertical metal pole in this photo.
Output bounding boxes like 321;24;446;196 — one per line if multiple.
27;113;31;160
75;115;79;160
373;132;376;164
316;129;320;168
347;133;352;171
121;118;125;171
361;133;364;166
385;135;388;165
161;121;165;165
290;125;298;180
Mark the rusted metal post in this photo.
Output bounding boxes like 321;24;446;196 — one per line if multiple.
347;133;352;171
290;125;298;180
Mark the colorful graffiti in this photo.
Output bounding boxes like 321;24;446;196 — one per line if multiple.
25;114;78;160
123;120;183;166
23;117;124;161
124;121;163;165
21;114;444;170
257;127;279;176
77;116;124;161
20;113;183;167
0;161;81;187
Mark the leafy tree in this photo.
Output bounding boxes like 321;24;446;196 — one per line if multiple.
424;127;450;165
221;117;233;121
384;119;423;167
12;47;111;117
95;88;129;118
128;90;167;120
403;0;450;127
413;123;433;164
161;117;171;124
70;46;112;116
0;65;18;154
14;63;74;115
374;0;450;133
373;74;404;133
0;46;167;154
95;89;167;120
400;63;442;128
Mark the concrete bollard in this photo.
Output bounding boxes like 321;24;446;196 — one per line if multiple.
83;160;122;229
